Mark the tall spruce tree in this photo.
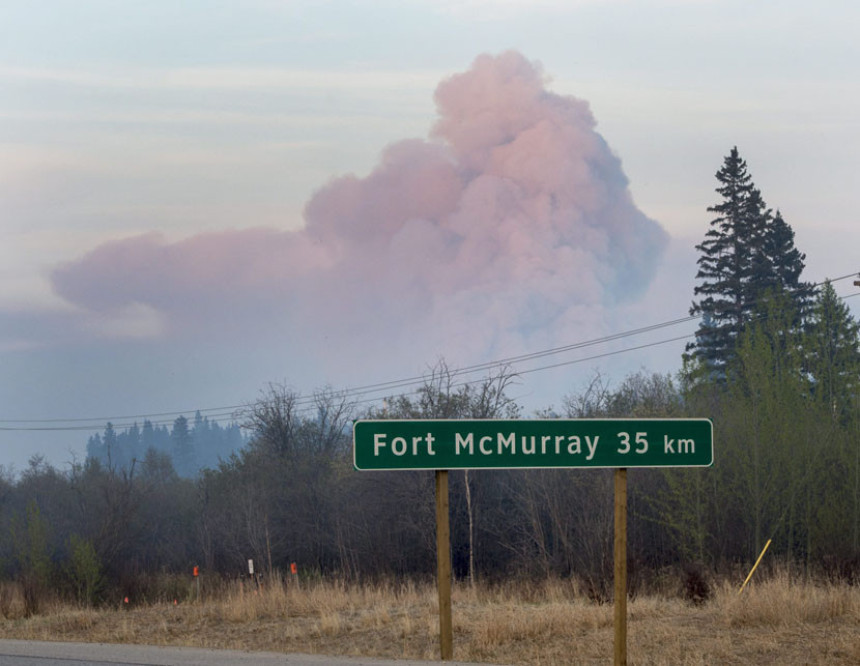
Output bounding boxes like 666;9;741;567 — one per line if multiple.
688;147;810;376
688;148;755;374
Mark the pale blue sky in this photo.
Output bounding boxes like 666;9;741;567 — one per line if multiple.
2;0;859;470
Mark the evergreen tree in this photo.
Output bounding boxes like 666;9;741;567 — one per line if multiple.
171;415;195;477
141;419;156;452
86;433;104;463
688;147;756;375
114;422;140;471
751;209;814;322
762;212;812;302
193;410;206;436
688;147;810;376
103;422;117;453
93;422;119;469
87;416;240;475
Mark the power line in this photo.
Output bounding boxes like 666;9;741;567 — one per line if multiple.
1;271;857;432
16;333;697;433
0;318;701;431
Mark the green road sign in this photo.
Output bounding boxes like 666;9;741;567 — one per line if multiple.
353;419;713;470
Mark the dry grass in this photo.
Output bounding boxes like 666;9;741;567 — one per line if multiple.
0;573;858;665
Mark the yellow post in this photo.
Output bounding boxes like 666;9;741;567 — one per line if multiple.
614;468;628;666
436;470;453;660
738;538;772;595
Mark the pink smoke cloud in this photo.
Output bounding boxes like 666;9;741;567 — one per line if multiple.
51;51;667;366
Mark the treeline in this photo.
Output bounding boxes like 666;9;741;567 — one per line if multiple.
1;147;858;612
1;347;857;613
86;413;245;478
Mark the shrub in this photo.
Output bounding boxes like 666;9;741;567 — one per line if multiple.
67;534;104;607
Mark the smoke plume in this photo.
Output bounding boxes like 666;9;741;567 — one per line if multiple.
52;51;667;372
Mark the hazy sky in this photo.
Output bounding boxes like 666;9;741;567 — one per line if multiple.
2;0;859;471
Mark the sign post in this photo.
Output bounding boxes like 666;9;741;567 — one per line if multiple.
353;418;713;663
435;470;453;661
614;469;627;666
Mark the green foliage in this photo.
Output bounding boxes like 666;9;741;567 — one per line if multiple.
656;467;710;564
805;280;860;422
726;296;808;557
66;534;104;606
672;277;860;572
673;148;860;574
11;501;53;617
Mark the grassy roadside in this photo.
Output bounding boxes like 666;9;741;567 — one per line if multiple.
1;573;858;665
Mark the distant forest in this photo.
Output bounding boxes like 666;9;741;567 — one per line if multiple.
1;148;858;612
85;413;245;479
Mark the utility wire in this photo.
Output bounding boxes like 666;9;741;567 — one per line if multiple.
0;319;704;431
0;317;704;428
1;272;857;432
8;332;697;433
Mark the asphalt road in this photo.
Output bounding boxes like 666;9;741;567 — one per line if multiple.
0;641;495;666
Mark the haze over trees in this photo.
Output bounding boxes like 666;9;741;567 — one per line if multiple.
86;413;244;478
0;147;858;609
